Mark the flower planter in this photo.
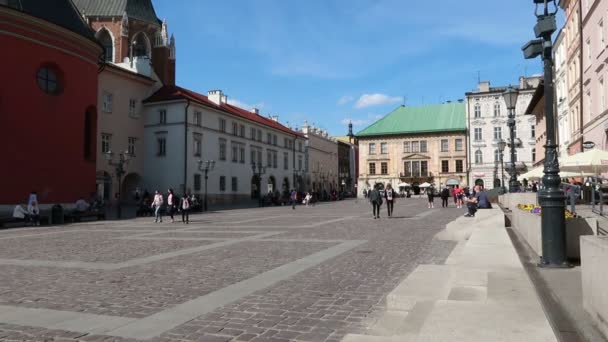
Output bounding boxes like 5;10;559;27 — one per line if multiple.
511;206;596;259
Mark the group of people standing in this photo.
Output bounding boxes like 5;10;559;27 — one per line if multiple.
367;183;492;219
149;189;193;224
367;184;397;219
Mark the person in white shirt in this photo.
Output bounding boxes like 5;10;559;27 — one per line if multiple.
75;197;90;212
384;184;396;217
151;190;164;223
167;189;176;223
27;200;40;226
180;193;191;224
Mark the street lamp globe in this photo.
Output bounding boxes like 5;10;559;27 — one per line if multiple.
498;139;507;152
104;150;114;161
503;86;519;110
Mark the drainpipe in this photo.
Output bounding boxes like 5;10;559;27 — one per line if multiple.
578;0;584;150
184;100;191;195
466;97;472;187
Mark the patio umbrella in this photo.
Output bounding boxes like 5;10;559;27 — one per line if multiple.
559;149;608;175
419;182;431;188
398;182;410;187
518;166;593;181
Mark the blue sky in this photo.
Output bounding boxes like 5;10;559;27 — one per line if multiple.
154;1;563;136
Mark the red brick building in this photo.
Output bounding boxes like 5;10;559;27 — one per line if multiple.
0;1;103;205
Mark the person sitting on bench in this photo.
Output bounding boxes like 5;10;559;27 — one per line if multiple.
27;201;40;225
75;197;90;213
464;195;478;218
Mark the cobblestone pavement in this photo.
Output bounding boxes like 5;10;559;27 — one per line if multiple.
0;198;463;342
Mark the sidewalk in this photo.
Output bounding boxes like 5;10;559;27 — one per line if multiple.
343;208;557;342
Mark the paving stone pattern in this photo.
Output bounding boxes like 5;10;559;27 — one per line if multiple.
0;199;462;341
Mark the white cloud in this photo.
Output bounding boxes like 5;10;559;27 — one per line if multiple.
227;98;265;111
355;94;402;109
337;96;354;105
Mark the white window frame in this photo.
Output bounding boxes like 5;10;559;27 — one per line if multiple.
101;133;111;153
128;98;137;117
475;150;483;164
128;137;136;156
474;128;482;141
102;92;113;113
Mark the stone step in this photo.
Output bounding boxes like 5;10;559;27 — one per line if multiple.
386;265;452;311
415;300;557;342
368;310;409;336
342;333;417;342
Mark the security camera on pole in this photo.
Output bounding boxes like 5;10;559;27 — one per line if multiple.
522;0;569;268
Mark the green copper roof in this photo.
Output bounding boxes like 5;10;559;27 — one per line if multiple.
357;103;466;137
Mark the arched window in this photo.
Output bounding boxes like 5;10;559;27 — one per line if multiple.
97;29;113;62
474;103;481;118
494;149;501;162
532;148;536;162
475;150;483;164
494;102;500;117
132;32;150;57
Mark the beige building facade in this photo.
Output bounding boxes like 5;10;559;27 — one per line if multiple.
301;123;339;192
356;103;467;195
358;132;468;193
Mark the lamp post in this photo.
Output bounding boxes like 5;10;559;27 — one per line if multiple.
498;139;507;194
503;87;520;193
252;162;266;195
522;0;568;267
105;150;131;219
293;169;303;192
197;160;215;212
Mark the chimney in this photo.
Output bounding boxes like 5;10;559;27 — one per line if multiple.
208;90;223;105
221;94;228;104
458;99;464;103
446;100;452;103
478;81;490;92
251;107;259;115
269;115;279;122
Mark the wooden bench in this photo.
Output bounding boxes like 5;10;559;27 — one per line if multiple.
64;210;105;223
0;215;50;228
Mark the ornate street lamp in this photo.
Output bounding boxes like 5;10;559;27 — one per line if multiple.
522;0;568;268
252;163;266;206
198;160;215;212
498;139;507;194
503;86;519;193
293;169;303;192
105;150;131;219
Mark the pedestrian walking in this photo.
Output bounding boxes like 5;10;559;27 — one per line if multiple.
151;190;164;223
440;187;450;208
304;192;312;207
369;185;383;219
167;189;176;223
427;186;435;209
291;189;298;210
384;183;396;217
180;193;191;224
363;189;368;199
455;186;464;208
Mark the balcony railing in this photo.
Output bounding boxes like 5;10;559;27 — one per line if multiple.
399;172;431;178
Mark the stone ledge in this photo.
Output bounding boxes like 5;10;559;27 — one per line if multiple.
581;236;608;340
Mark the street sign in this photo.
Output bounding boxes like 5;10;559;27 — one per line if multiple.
582;141;595;150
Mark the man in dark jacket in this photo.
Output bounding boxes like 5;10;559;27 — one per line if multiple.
440;187;450;208
369;186;382;219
